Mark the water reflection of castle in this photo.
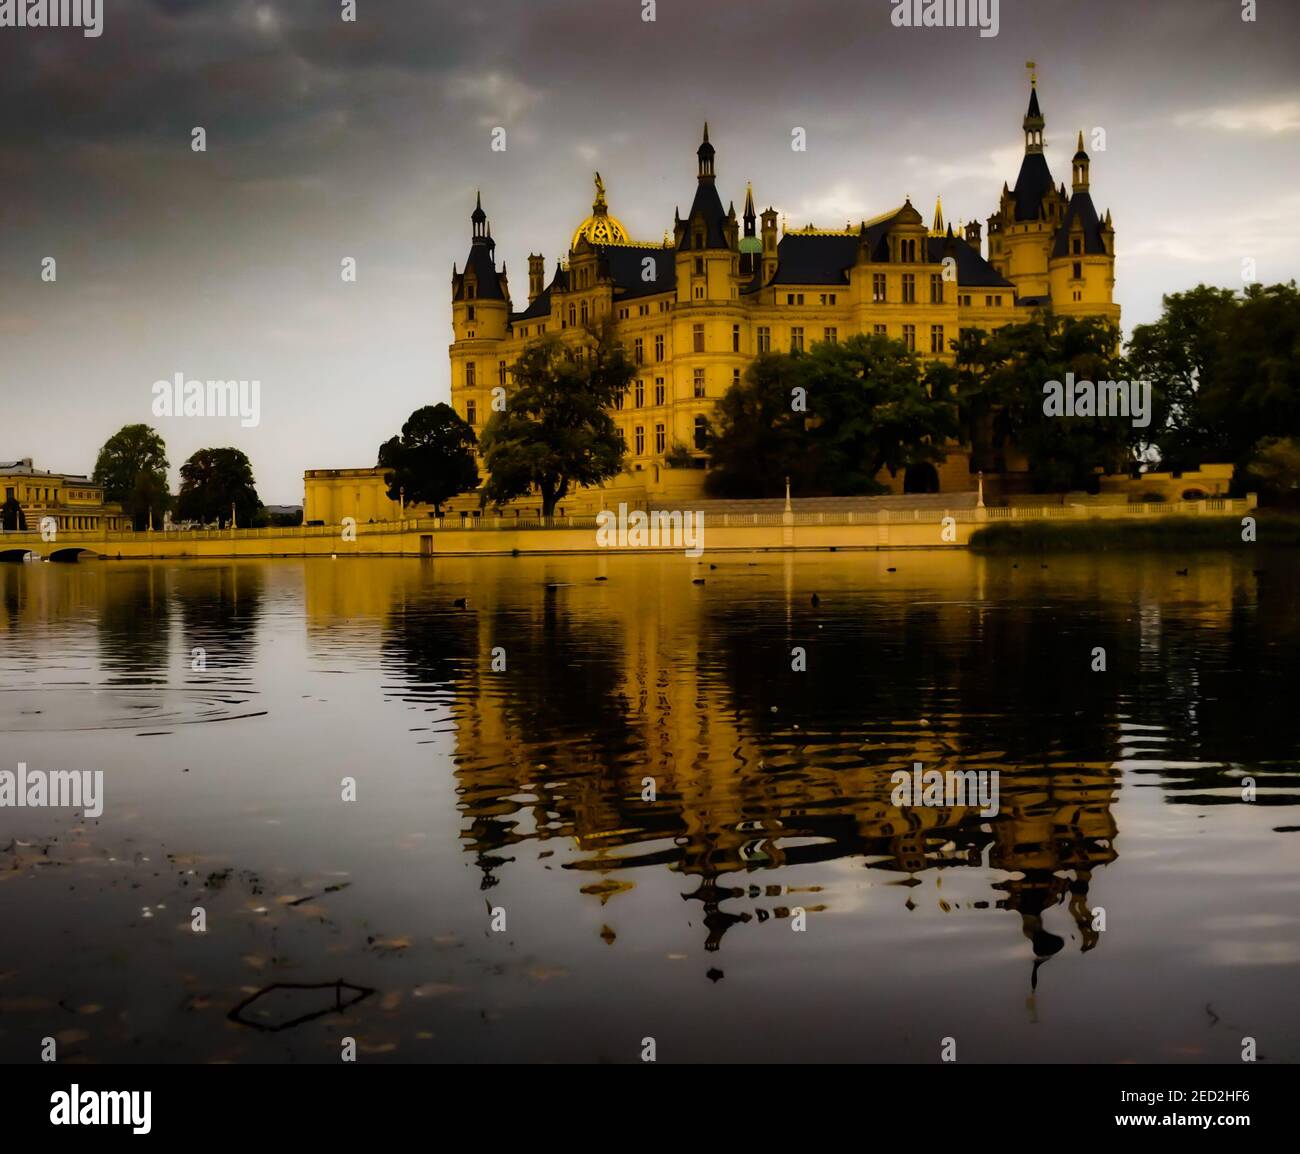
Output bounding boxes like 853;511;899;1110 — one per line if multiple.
349;553;1133;976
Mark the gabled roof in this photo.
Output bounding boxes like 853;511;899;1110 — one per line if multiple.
1051;191;1107;257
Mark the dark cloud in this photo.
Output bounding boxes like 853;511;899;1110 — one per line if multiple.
2;0;1298;501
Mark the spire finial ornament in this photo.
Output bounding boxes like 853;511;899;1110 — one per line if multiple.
1027;60;1037;86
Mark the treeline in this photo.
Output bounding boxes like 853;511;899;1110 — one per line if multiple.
386;280;1299;512
74;426;278;530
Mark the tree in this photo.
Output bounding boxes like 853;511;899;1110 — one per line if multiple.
93;424;171;531
957;313;1132;492
479;322;633;516
1128;282;1300;481
1247;436;1300;506
377;403;479;516
1127;285;1239;469
705;335;957;498
176;448;260;528
1;496;26;531
802;334;958;493
704;352;815;498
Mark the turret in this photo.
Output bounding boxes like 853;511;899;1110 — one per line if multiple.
528;253;545;303
1072;130;1090;193
760;207;779;285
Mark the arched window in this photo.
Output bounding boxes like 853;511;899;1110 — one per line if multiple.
694;417;707;450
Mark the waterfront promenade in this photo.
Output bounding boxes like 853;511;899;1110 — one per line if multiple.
0;495;1258;560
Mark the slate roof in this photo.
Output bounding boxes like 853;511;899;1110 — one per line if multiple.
759;209;1012;290
1051;191;1107;257
455;238;505;301
1012;151;1055;222
681;178;731;250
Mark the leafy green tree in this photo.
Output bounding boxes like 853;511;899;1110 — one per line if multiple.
1;496;27;531
1127;285;1238;469
377;403;479;516
93;424;171;530
802;334;958;493
176;448;261;527
956;313;1131;492
480;323;633;516
704;352;815;498
1247;436;1300;506
706;336;957;497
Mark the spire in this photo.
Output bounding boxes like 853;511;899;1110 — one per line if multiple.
471;191;488;241
743;182;756;235
1023;61;1044;154
931;195;945;236
697;122;716;180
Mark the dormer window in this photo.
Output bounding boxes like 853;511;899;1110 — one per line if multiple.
466;282;476;300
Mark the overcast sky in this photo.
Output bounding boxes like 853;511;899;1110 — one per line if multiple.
2;0;1297;502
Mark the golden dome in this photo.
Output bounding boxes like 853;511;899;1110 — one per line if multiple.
571;172;630;250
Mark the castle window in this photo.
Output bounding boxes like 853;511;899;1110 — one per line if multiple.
902;274;916;304
1073;238;1082;255
635;380;645;407
823;327;838;344
693;324;705;353
1073;261;1083;280
614;389;625;411
732;324;740;352
733;368;741;388
693;369;705;398
695;258;704;275
467;305;475;321
634;338;644;364
694;417;707;450
820;293;837;306
930;325;944;354
655;334;665;361
985;295;994;307
466;283;476;300
466;362;476;388
466;400;477;425
790;327;804;353
930;274;943;303
902;324;916;352
499;361;507;385
581;301;589;325
657;378;667;404
873;274;886;302
1073;290;1082;302
635;426;645;455
694;286;705;299
619;308;629;320
959;294;971;307
757;326;771;353
655;424;666;454
567;304;576;327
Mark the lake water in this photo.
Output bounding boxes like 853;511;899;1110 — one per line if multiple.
1;551;1297;1063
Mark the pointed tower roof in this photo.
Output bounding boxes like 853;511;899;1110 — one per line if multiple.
931;195;945;236
1011;66;1054;221
1073;129;1088;160
471;190;486;225
681;123;729;249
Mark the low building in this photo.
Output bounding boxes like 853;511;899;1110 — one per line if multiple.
0;459;129;531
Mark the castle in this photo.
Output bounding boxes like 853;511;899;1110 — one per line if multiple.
305;74;1119;523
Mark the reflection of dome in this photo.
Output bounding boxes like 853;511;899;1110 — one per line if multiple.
571;172;630;249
